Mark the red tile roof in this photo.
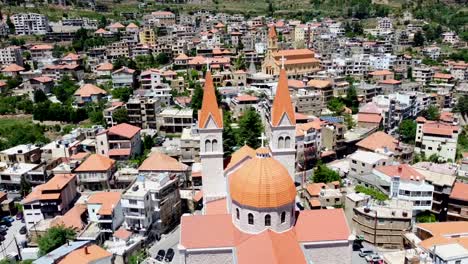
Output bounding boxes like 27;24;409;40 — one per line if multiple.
51;204;87;231
379;79;401;85
268;26;277;39
225;145;256;170
108;148;131;156
108;123;141;139
271;68;296;126
30;44;53;50
22;174;76;204
74;154;115;172
450;182;468;201
356;131;398;152
358;113;382;123
294;209;350;242
2;63;25;72
114;227;132;240
235;94;259;102
198;71;223;128
139;152;188;172
87;192;121;215
433;72;453;79
369;70;393;76
74;84;107;97
205;198;228;215
375;164;424;181
58;244;111;264
96;62;113;71
422;122;458;136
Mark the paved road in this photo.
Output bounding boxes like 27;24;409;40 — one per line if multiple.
0;218;26;261
148;226;180;263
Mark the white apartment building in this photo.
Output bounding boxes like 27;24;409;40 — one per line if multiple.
369;54;396;70
442;32;459;45
140;69;172;106
159;108;194;133
12;13;49;35
415;117;459;162
112;67;136;89
121;173;181;236
373;164;434;212
413;67;433;84
86;192;124;235
126;96;161;129
348;150;391;175
0;46;23;66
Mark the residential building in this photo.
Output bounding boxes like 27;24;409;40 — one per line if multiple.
74;84;108;105
447;182;468;221
305;182;343;209
230;94;259;119
112;67;137;89
24;76;54;99
140;69;172;105
42;64;83;81
103;102;125;127
11;13;49;35
30;44;53;63
180;127;200;164
122;173;181;236
58;244;113;264
356;131;414;163
22;174;78;230
348;150;391;176
86;192;124;237
415;117;459;162
126;96;161;129
296;120;322;167
138;152;189;180
139;27;156;46
96;123;142;160
0;144;41;165
146;11;176;27
413;67;433;84
159;108;194;133
0;46;23;66
74;154;116;191
307;79;333;104
353;200;412;249
0;162;43;190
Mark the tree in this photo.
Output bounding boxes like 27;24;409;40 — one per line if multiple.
237;109;263;149
38;226;76;255
312;162;340;183
190;83;203;119
20;175;31;197
344;114;355;130
222;111;237;157
155;53;170;65
407;66;413;80
52;76;79;104
456;95;468;116
413;31;425;47
112;108;129;124
424;105;440;121
327;98;345;115
142;135;154;151
33;90;48;103
344;86;359;113
398;119;416;143
111;87;132;102
6;16;14;34
234;54;246;70
89;111;104;125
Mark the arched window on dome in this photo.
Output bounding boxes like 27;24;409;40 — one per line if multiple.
205;139;211;152
285;136;291;148
212;139;218;152
248;213;254;225
281;212;286;223
236;208;240;220
264;214;271;226
278;136;284;149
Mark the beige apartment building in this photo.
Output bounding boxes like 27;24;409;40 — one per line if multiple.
0;144;42;165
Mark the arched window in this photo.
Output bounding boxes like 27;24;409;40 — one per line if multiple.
205;139;211;152
236;208;240;220
248;213;254;225
278;137;284;149
285;136;291;148
281;212;286;223
264;214;271;226
212;139;218;152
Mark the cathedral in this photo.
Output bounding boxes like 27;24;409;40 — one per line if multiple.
261;26;321;78
178;67;351;264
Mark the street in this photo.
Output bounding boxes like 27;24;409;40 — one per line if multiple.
0;218;26;261
148;226;180;263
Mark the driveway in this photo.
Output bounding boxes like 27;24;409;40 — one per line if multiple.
0;218;26;260
148;225;180;263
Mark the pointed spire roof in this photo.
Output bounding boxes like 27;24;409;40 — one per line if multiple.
268;25;277;39
198;71;223;129
271;68;296;127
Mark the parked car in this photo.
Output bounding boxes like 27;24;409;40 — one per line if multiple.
0;220;11;227
0;235;5;241
365;254;383;263
2;216;14;223
165;248;174;262
0;226;7;235
15;213;23;220
359;248;374;258
155;250;165;261
353;240;363;251
19;226;26;235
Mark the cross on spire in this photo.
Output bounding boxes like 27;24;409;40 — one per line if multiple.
280;55;286;69
205;58;210;71
258;132;268;147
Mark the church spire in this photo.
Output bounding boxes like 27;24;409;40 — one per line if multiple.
271;68;295;127
198;71;223;129
268;25;278;52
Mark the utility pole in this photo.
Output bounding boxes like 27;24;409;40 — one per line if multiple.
14;236;22;260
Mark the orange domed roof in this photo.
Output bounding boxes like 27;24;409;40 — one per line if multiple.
229;149;296;209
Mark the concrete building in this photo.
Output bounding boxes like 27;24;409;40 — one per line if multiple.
86;192;124;236
159;108;194;133
180;127;200;164
0;144;41;165
230;94;259;120
305;182;343;209
415;117;459;162
12;13;49;35
126;96;161;129
74;154;116;191
349;150;391;176
112;67;137;89
96;123;142;160
447;182;468;221
22;174;78;230
353;200;412;249
0;46;23;66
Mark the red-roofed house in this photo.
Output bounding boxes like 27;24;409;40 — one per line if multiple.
112;67;137;89
230;94;259;119
74;154;116;190
369;70;394;81
447;182;468;221
96;123;142;160
87;192;124;235
74;83;108;105
22;174;78;230
415;118;459;161
25;76;54;98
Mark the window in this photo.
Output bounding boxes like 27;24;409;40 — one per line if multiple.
281;212;286;223
205;139;211;152
264;214;271;226
352;160;357;164
248;213;254;225
285;136;291;148
278;137;284;149
236;208;240;220
212;139;218;152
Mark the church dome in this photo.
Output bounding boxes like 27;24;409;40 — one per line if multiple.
229;147;296;209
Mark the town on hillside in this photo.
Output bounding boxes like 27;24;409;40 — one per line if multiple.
0;0;466;263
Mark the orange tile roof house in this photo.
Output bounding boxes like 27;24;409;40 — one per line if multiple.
415;117;459;162
96;123;142;161
355;131;414;162
139;152;189;173
74;154;116;191
74;84;108;105
58;244;113;264
447;182;468;221
86;192;124;234
22;174;78;231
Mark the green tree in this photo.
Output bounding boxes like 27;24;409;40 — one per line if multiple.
112;108;129;124
407;66;413;80
424;105;440;121
327;98;345;115
20;175;31;197
344;86;359;113
111;87;132;102
312;162;340;183
38;226;76;255
155;53;170;65
190;83;203;119
33;90;48;103
52;76;79;104
89;111;104;125
344;113;355;130
413;31;425;47
234;54;246;70
222;111;237;157
6;16;14;34
237;109;263;149
398;119;417;143
456;96;468;116
142;135;154;151
416;211;436;223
